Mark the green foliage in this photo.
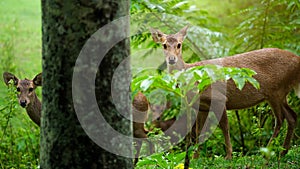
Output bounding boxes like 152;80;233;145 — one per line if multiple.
0;72;40;168
190;146;300;169
232;0;300;54
288;92;300;145
135;151;186;169
130;0;226;65
131;1;300;165
0;83;40;169
133;65;259;168
132;65;259;100
0;0;299;168
137;146;300;168
0;0;42;77
0;37;17;74
0;1;41;168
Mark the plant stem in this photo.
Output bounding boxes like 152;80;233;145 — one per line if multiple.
260;0;270;49
184;97;192;169
235;110;245;155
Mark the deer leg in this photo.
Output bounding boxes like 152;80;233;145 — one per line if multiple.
133;123;149;165
192;110;209;158
281;102;297;155
134;136;154;165
147;139;154;154
219;109;232;159
193;88;227;158
267;102;284;147
134;139;142;165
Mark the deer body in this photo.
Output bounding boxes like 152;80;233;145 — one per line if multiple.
150;26;299;158
190;48;300;110
3;72;42;126
24;92;41;126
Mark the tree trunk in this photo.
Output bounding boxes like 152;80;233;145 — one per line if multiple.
40;0;132;168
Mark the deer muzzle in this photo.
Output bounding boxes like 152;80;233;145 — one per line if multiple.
168;55;177;65
20;100;27;108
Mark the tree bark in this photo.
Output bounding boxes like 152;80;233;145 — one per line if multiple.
40;0;132;168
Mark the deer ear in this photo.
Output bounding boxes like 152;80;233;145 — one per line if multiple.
175;25;189;42
150;28;167;43
3;72;19;86
33;73;42;86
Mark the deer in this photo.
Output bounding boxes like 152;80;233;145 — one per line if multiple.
132;91;153;164
3;72;42;127
150;25;299;160
132;91;178;164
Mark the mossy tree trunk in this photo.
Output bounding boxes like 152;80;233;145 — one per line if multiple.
40;0;132;168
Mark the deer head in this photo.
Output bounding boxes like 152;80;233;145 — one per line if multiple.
150;26;188;71
3;72;42;108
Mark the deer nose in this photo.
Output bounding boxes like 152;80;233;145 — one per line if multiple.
168;56;176;65
20;100;27;108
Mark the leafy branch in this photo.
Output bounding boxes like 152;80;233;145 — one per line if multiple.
132;65;260;168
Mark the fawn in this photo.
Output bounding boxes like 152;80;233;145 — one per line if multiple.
150;26;299;159
132;91;152;164
132;91;181;164
3;72;42;126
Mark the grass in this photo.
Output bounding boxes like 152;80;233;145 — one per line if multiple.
136;146;300;169
191;146;300;169
0;0;42;77
191;147;300;169
0;0;42;118
0;0;42;119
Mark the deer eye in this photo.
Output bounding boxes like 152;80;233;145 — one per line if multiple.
177;43;181;49
29;88;34;92
16;87;20;92
163;44;167;49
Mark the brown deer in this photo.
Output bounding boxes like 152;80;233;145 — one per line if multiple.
150;26;299;159
3;72;42;126
132;91;184;164
132;91;152;164
132;90;193;165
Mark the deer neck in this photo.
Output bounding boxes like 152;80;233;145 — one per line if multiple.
167;55;186;74
25;93;41;126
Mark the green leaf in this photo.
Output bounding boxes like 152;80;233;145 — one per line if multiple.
173;152;186;163
140;78;154;91
242;68;257;76
193;70;203;80
136;158;157;166
172;1;189;9
131;75;149;89
232;76;246;90
247;77;260;89
197;78;212;91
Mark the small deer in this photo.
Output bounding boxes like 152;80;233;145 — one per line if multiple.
132;91;152;164
132;91;182;164
3;72;42;126
150;26;299;159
